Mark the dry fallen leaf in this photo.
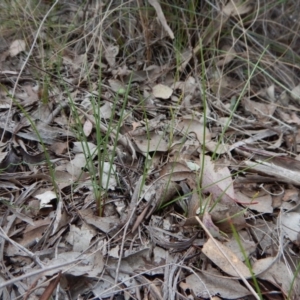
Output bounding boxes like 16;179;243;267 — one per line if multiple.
202;238;251;277
201;155;236;204
152;83;173;99
243;153;300;186
235;190;273;213
216;44;237;67
46;251;104;277
255;259;299;297
242;97;276;121
291;84;300;101
83;119;93;137
34;190;57;209
108;79;126;94
105;44;119;67
202;211;220;238
222;0;253;16
9;39;26;57
79;209;120;234
185;267;251;299
66;223;96;252
210;202;247;232
177;117;211;143
132;132;170;153
281;212;300;242
148;0;174;39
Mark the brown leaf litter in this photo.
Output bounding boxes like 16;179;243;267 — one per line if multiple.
1;0;300;299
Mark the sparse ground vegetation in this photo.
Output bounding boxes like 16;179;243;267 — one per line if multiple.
0;0;300;299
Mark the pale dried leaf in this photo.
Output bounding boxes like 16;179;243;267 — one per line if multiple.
93;249;158;297
101;162;117;190
99;101;113;119
201;155;236;204
108;79;126;94
256;260;299;296
9;39;26;57
6;219;51;254
202;212;220;238
177;118;211;143
266;85;276;102
49;141;69;155
210;203;247;232
83;119;93;137
291;84;300;101
62;51;85;72
152;83;173;99
282;189;299;202
205;140;230;155
0;151;8;164
34;122;75;143
244;155;300;185
230;129;278;151
223;0;253;16
15;85;39;106
80;209;120;233
108;245;120;258
66;153;88;178
131;121;142;131
132;132;169;153
46;251;104;277
105;45;119;67
148;0;174;39
159;161;194;179
186;161;200;171
91;275;119;298
202;238;251;277
210;73;241;98
235;191;273;213
216;45;236;67
242;97;276;121
177;49;193;72
53;169;76;190
281;212;300;241
34;190;57;209
66;223;96;252
224;237;256;262
72;141;97;154
142;177;181;218
51;199;69;235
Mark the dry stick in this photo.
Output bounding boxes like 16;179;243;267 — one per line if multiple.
0;0;59;143
114;176;144;286
15;224;129;300
0;228;43;268
254;107;294;131
114;171;186;286
103;262;211;299
39;271;62;300
195;216;261;300
137;0;151;62
0;259;81;290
